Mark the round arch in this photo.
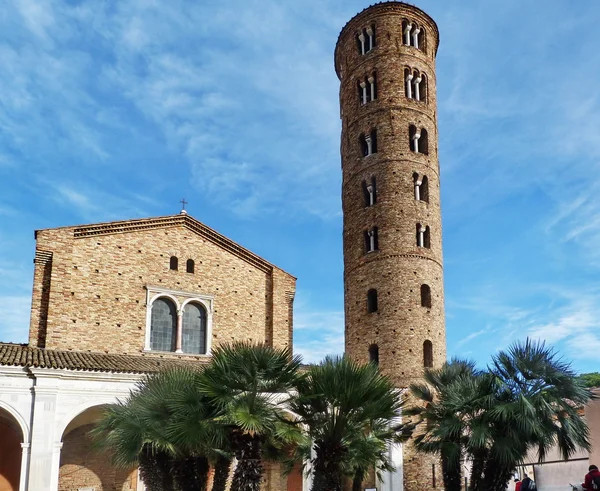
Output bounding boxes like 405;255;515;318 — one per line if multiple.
56;399;120;441
148;292;181;311
180;297;211;313
0;400;28;443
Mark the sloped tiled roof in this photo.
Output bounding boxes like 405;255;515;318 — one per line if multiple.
0;343;209;374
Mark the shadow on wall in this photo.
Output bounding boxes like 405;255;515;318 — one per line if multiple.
0;416;22;491
59;423;137;491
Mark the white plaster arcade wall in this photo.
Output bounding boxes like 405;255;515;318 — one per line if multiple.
0;366;140;491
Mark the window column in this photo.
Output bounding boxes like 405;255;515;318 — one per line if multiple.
175;308;184;353
360;81;368;105
414;74;422;101
404;23;412;45
412;27;421;48
412;130;421;153
368;75;376;101
406;72;413;99
358;33;366;54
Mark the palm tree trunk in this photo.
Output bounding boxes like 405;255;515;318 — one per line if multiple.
482;458;514;491
469;449;487;491
172;456;210;491
212;454;232;491
441;448;462;491
352;470;365;491
138;446;175;491
231;432;264;491
311;443;345;491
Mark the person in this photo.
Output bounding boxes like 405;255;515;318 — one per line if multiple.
515;478;522;491
582;465;600;491
522;473;533;491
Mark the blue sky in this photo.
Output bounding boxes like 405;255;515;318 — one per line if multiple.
1;0;599;373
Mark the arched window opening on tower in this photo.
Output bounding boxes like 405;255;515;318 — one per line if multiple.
418;27;426;52
182;302;207;354
423;340;433;368
367;289;378;313
420;128;429;154
421;284;432;308
413;71;422;101
402;20;412;46
150;297;177;352
360;130;377;157
412;26;421;49
410;126;428;154
402;20;426;51
362;176;377;207
358;80;367;105
369;74;377;101
410;125;420;152
405;68;414;99
186;259;195;274
357;25;376;55
416;224;431;248
413;173;429;203
358;73;377;105
418;73;427;103
369;344;380;365
364;227;379;253
169;256;178;271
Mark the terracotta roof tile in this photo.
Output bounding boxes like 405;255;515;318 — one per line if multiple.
0;343;209;374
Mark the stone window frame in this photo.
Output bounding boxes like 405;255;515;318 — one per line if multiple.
144;285;214;356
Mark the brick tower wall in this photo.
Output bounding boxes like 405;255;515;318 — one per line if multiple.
335;3;447;490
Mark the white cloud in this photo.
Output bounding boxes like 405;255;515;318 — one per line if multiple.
293;308;344;364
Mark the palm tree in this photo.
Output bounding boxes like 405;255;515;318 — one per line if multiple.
344;421;396;491
199;342;303;491
93;367;225;491
405;359;482;491
290;355;402;491
476;339;592;491
405;340;592;491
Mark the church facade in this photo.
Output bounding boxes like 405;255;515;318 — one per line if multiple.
0;213;297;491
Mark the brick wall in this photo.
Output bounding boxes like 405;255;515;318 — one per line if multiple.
59;424;137;491
28;215;295;356
336;3;446;490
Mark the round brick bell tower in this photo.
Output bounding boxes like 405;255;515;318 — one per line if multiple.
335;3;446;490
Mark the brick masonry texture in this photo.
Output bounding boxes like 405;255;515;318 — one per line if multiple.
28;214;296;356
336;2;446;490
59;424;137;491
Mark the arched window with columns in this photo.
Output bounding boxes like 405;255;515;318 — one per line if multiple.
182;302;207;354
150;297;177;351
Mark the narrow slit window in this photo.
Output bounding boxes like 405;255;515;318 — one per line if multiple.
423;340;433;368
186;259;195;274
369;344;379;365
169;256;178;270
420;284;432;308
367;289;378;313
